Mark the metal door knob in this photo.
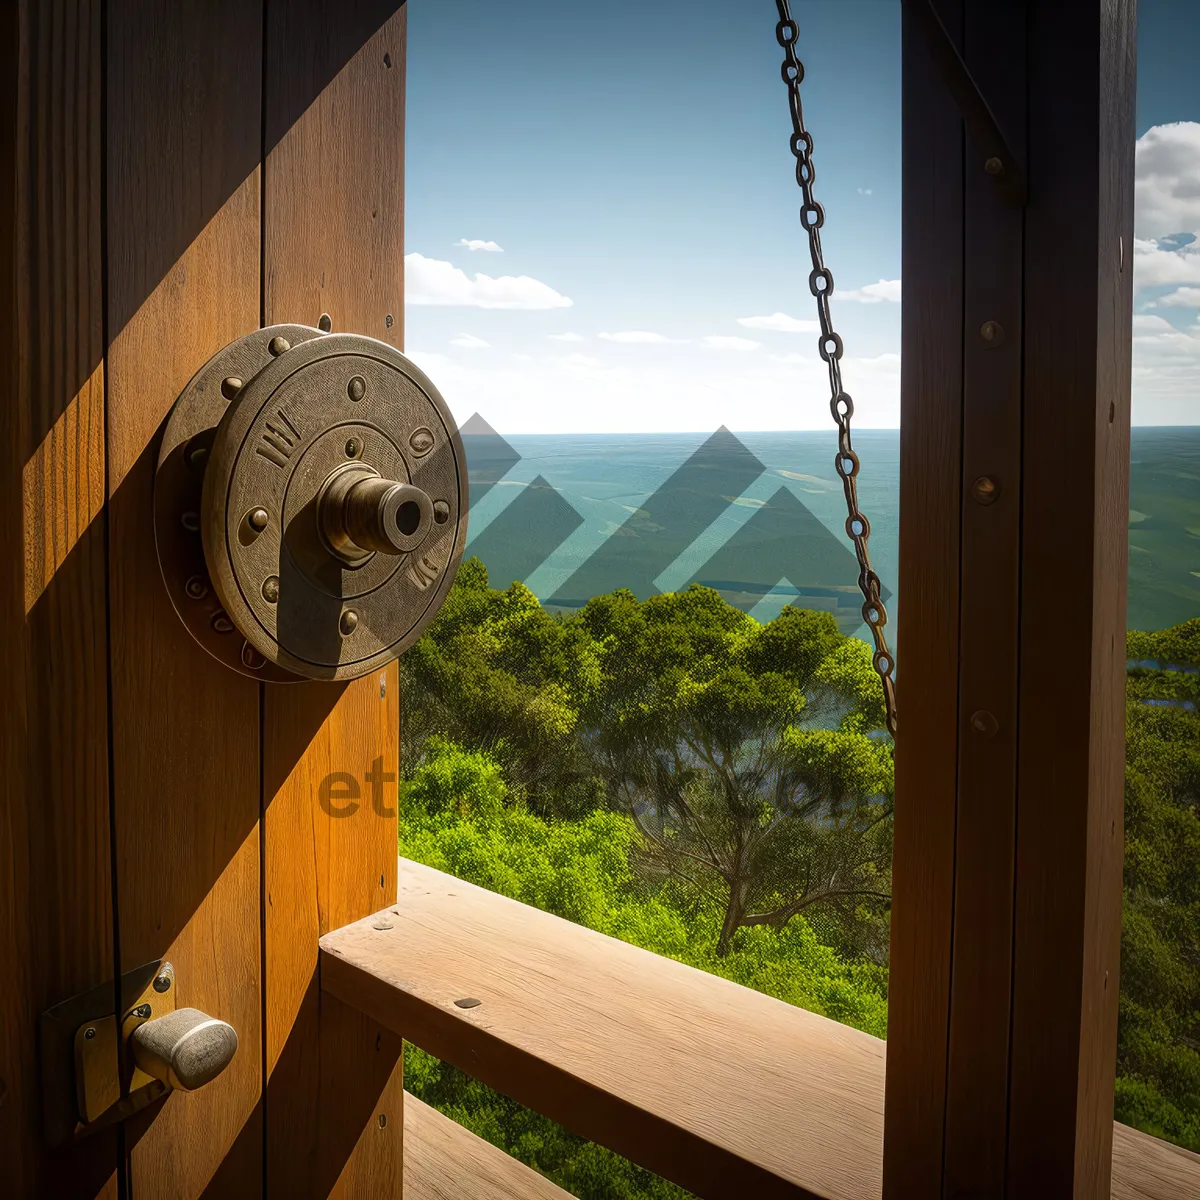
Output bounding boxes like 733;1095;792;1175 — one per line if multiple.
130;1007;238;1092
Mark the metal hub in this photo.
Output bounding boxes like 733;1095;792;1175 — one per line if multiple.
154;325;468;681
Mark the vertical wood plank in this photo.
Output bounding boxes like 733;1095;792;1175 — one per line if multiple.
105;1;265;1195
942;3;1026;1193
2;1;117;1195
1007;1;1136;1194
262;4;407;1195
883;1;964;1194
888;0;1136;1194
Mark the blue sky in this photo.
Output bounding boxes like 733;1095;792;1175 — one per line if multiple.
404;0;1200;433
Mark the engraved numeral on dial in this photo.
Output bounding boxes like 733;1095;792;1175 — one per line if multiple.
255;408;302;469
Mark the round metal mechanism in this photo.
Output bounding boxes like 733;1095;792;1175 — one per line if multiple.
155;324;468;681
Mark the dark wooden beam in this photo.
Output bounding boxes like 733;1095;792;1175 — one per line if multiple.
886;1;1136;1195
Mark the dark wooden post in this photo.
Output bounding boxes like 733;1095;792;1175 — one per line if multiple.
885;1;1136;1196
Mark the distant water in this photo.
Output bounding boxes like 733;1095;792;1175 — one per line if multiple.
462;427;1200;637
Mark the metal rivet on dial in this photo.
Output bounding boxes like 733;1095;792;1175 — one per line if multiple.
262;576;280;604
220;376;243;400
248;508;269;532
340;610;359;636
184;576;208;601
268;335;291;356
347;376;366;402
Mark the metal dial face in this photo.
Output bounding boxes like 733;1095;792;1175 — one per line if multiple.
155;325;468;682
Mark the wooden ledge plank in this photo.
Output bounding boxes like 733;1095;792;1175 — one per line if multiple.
321;859;884;1200
404;1093;570;1200
1112;1123;1200;1200
320;860;1199;1200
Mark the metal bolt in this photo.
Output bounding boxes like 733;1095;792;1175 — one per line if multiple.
84;1027;96;1041
970;710;999;737
378;1113;388;1129
980;320;1004;345
268;335;291;356
241;642;265;671
262;576;280;604
433;500;450;525
345;437;362;459
454;998;482;1009
984;156;1004;176
181;511;200;532
248;508;269;532
318;313;333;333
372;919;395;931
347;376;366;402
220;376;243;400
185;575;209;601
133;1004;152;1020
971;476;1001;506
212;611;235;634
384;314;394;329
152;967;173;994
340;610;359;636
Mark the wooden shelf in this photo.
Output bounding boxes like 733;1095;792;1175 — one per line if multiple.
319;859;1200;1200
405;1093;570;1200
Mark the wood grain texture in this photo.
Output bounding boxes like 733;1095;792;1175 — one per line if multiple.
1008;1;1135;1194
404;1094;571;1200
105;2;264;1195
1111;1124;1200;1200
941;3;1026;1193
322;862;1199;1200
2;1;116;1195
324;860;887;1200
262;4;407;1195
882;1;964;1194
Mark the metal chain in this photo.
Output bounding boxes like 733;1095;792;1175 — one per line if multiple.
775;0;897;738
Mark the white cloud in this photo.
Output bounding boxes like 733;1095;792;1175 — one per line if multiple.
1135;122;1200;239
450;333;491;349
1130;312;1200;424
598;331;688;344
548;331;586;342
403;347;902;434
1132;314;1175;335
1132;237;1200;290
736;312;820;333
405;253;572;309
1155;286;1200;308
703;335;761;352
839;278;902;304
455;238;504;252
857;187;873;196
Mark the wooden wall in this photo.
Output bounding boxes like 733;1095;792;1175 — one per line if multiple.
885;0;1137;1196
2;3;408;1196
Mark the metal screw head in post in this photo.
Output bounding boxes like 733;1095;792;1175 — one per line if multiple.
268;335;291;357
984;156;1004;176
340;610;359;637
980;320;1005;346
972;476;1001;506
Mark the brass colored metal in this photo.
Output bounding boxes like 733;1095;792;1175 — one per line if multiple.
972;476;1001;505
980;319;1005;345
40;959;179;1145
155;324;468;681
984;156;1004;175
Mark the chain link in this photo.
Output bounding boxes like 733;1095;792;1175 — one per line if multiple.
775;0;897;738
